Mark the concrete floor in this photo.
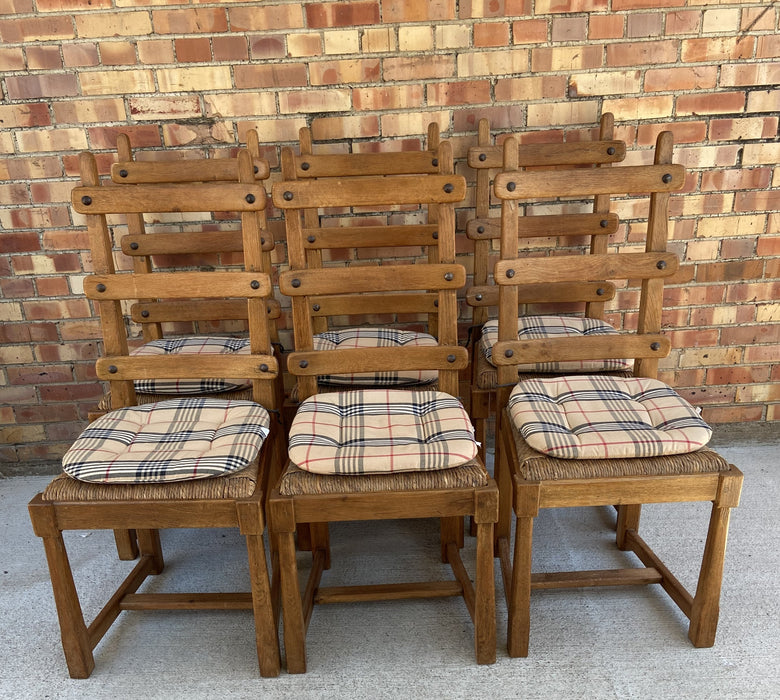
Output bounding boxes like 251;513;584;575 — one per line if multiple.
1;423;778;699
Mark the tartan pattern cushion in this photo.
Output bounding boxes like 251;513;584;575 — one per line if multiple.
131;336;251;394
313;327;438;387
479;316;633;373
508;375;712;460
288;389;478;474
62;398;270;483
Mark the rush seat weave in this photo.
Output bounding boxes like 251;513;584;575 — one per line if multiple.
131;336;252;394
480;316;633;374
313;327;439;387
508;375;713;460
62;398;270;484
288;389;478;475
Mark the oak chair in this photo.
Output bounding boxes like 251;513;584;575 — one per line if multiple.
466;114;627;462
28;149;282;678
492;131;743;656
268;170;499;672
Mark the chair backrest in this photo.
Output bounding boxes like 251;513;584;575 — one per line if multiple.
72;149;279;411
492;130;685;386
105;131;277;343
467;113;626;327
272;170;468;401
280;131;455;338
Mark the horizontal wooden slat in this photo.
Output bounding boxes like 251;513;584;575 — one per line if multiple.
467;281;616;307
530;567;663;590
130;298;280;323
302;224;440;249
120;592;254;610
287;345;468;376
494;252;678;285
310;293;438;316
96;354;278;380
111;159;270;184
467;140;626;169
494;164;686;199
84;271;271;300
279;264;465;295
467;212;619;240
492;334;670;366
316;581;463;604
72;183;267;214
272;175;466;209
121;230;274;255
294;151;441;177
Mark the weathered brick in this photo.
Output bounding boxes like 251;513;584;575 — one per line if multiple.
606;40;678;67
157;66;232;92
512;19;548;44
251;35;287;60
310;58;380;85
701;167;772;192
381;0;456;22
0;46;24;70
460;49;529;77
234;63;308;89
352;85;424;111
637;121;707;146
527;101;599;128
495;75;567;102
569;70;641;97
138;39;175;64
665;9;701;34
127;96;201;121
151;9;226;34
536;0;607;11
735;190;780;214
99;41;136;66
62;42;99;67
0;103;51;129
362;26;395;52
385;54;454;81
1;206;71;230
627;12;664;37
710;116;778;141
645;65;717;92
80;69;156;96
205;92;276;118
278;88;351;114
87;125;161;150
532;45;601;72
306;2;380;28
747;90;780;113
230;5;303;32
474;21;510;47
398;25;433;52
428;80;491;107
682;36;755;63
757;34;780;59
0;15;74;42
213;35;248;62
381;112;449;138
75;12;151;38
175;37;212;63
26;45;63;70
741;142;780;166
5;73;79;99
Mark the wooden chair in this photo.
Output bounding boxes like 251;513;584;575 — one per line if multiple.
99;131;279;408
492;131;743;656
268;170;499;672
466;114;627;462
27;149;282;678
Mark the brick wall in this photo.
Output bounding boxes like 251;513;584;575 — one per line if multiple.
1;1;778;467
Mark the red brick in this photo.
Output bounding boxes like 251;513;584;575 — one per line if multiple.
735;191;780;213
381;0;456;22
757;34;780;59
725;281;780;304
637;121;707;146
682;36;755;63
757;237;780;257
721;324;779;347
0;183;30;205
589;15;624;40
352;85;424;111
606;40;678;67
87;125;162;150
152;9;227;34
696;260;765;283
384;55;454;81
175;37;212;63
613;0;685;8
1;278;35;297
36;0;111;9
5;73;79;99
536;0;607;11
213;36;248;62
627;12;664;38
453;104;525;132
645;65;717;92
0;15;74;42
427;80;491;106
229;5;303;31
7;364;74;385
21;299;91;320
460;0;531;18
0;46;25;70
62;42;99;67
676;92;746;116
305;1;380;27
665;9;701;34
666;328;720;348
721;237;759;259
98;41;136;66
512;19;548;44
707;366;771;386
36;277;71;297
475;21;509;47
701;168;772;192
310;58;381;86
26;45;62;70
39;383;104;402
138;39;175;64
234;64;308;89
15;404;80;424
247;35;284;59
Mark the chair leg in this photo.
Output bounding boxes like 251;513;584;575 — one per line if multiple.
113;528;138;560
309;522;331;570
474;518;497;664
136;529;164;574
41;532;96;678
688;502;734;647
277;528;307;674
507;513;534;658
244;532;282;677
616;504;642;550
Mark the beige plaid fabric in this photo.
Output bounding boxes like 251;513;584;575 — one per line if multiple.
63;398;270;483
131;336;252;394
288;389;478;475
480;316;633;373
508;375;712;460
313;327;439;387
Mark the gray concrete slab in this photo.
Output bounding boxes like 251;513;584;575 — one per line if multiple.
1;440;777;699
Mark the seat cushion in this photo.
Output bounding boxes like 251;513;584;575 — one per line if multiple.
62;398;270;484
508;375;712;460
479;316;633;373
131;336;251;394
288;389;478;475
313;327;438;387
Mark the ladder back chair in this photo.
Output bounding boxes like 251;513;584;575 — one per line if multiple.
269;170;499;672
466;113;627;462
100;131;279;407
492;131;743;656
27;149;282;679
281;127;455;399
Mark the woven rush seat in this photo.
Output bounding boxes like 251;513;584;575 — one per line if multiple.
508;375;713;460
288;389;479;475
63;398;270;484
479;316;633;377
312;327;439;387
43;457;260;502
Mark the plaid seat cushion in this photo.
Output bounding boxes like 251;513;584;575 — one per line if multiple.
288;389;478;474
131;336;251;394
313;327;438;387
508;375;712;460
479;316;633;373
62;398;270;483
